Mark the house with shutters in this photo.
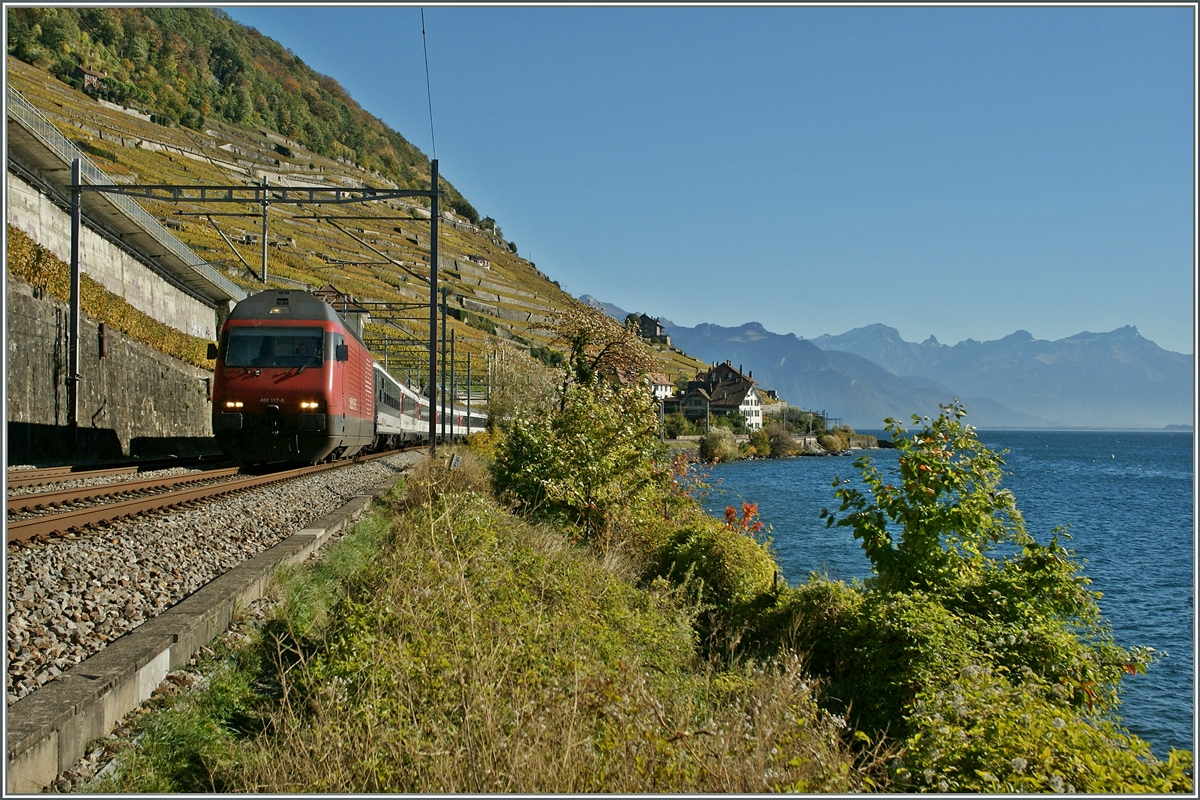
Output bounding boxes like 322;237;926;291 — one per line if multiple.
646;372;674;401
677;361;763;430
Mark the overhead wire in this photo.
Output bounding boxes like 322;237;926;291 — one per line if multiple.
421;8;437;162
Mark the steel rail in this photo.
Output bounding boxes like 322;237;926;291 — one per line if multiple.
7;465;143;490
8;468;241;514
6;456;228;490
6;451;401;545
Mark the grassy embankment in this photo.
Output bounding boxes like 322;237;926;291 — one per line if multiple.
85;308;1193;794
89;454;870;793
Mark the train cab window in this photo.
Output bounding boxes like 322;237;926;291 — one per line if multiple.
225;327;324;368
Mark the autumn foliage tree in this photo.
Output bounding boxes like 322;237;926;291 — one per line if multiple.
492;303;665;539
549;302;653;410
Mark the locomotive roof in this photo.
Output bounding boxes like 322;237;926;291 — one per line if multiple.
229;290;346;324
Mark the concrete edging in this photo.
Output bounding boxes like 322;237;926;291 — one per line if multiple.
5;471;405;794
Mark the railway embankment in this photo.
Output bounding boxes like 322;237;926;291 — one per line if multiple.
5;451;419;793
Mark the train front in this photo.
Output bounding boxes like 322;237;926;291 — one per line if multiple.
211;292;352;464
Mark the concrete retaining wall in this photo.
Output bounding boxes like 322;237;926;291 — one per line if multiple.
7;172;219;340
6;278;215;463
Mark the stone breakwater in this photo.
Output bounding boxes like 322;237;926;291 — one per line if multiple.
6;452;421;704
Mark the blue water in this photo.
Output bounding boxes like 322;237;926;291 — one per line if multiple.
702;430;1194;756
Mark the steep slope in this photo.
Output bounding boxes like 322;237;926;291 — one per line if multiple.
6;37;707;383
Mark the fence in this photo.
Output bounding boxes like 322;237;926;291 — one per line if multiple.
7;86;246;303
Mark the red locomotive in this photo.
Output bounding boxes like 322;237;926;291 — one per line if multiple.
209;289;485;465
209;290;377;464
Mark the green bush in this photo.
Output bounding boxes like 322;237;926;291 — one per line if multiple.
650;512;781;654
712;413;748;435
799;402;1194;791
902;663;1193;792
492;380;666;538
747;428;770;457
698;429;738;463
654;516;776;613
663;412;699;439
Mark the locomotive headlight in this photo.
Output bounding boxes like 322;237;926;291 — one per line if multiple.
300;400;320;409
225;401;244;409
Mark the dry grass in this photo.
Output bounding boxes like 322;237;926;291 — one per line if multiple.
398;448;491;509
93;487;885;793
228;492;877;793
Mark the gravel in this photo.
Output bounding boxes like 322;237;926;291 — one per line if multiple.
6;466;209;498
6;451;421;705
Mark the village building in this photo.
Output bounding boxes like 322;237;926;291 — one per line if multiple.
629;313;672;346
77;66;106;93
677;361;763;430
646;372;674;401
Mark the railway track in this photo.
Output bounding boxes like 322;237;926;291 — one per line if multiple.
7;467;241;514
6;450;404;545
7;448;424;793
6;454;227;490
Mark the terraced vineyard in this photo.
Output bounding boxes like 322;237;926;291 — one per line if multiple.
7;54;707;384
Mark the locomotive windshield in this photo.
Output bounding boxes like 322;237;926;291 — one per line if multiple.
224;327;324;368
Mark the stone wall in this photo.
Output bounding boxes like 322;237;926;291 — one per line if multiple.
6;279;216;464
6;172;219;340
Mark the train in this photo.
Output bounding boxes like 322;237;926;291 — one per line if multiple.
209;289;486;464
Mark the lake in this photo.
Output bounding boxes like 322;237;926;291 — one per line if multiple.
701;429;1194;756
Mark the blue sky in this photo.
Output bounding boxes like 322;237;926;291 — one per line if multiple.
221;5;1196;354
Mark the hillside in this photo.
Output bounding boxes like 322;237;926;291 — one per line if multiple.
5;10;707;386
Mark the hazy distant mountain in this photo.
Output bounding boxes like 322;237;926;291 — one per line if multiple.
662;321;1047;429
811;325;1193;429
579;295;631;322
578;294;1191;429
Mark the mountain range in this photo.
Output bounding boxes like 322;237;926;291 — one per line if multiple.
579;296;1193;430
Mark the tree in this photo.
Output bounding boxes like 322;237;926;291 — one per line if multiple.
663;412;697;439
484;339;558;430
492;380;666;538
804;402;1191;791
765;420;797;457
548;303;653;410
747;427;770;457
